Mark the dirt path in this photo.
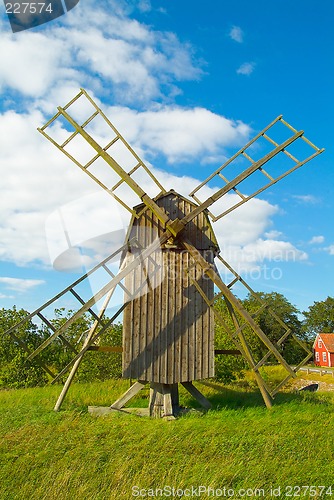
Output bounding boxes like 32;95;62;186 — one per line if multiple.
290;378;334;392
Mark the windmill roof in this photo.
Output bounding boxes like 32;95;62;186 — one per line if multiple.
315;333;334;352
124;189;220;256
132;189;198;210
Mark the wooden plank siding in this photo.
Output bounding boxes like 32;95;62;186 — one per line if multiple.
122;191;219;384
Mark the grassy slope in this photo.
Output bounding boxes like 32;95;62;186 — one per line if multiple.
1;379;334;500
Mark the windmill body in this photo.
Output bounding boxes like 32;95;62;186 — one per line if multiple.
122;190;218;385
3;89;325;418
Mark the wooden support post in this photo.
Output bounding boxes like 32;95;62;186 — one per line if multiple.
149;383;164;418
149;383;178;419
110;380;147;410
170;383;179;410
162;385;174;419
181;382;212;410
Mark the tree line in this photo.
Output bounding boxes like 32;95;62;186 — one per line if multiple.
0;294;333;389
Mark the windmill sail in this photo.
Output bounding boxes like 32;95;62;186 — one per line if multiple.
186;249;313;399
188;115;324;222
38;89;169;227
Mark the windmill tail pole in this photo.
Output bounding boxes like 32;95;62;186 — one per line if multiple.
53;290;114;412
223;298;273;410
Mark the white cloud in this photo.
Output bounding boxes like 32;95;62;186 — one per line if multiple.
0;293;15;299
218;238;308;279
327;245;334;255
0;106;274;269
0;1;306;282
0;100;303;275
137;0;152;12
309;235;325;244
264;230;283;239
292;194;319;204
242;239;307;263
229;26;244;43
106;104;251;163
0;87;253;266
0;108;96;266
237;62;255;76
0;2;201;106
0;115;272;268
0;277;45;293
0;33;68;97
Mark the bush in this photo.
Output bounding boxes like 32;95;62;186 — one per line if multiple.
76;323;123;382
0;350;48;389
0;307;124;389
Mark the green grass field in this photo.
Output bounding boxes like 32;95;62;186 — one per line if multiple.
1;376;334;500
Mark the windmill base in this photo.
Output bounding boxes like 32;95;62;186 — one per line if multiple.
88;380;212;419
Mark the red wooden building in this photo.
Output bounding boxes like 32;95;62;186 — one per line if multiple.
313;334;334;367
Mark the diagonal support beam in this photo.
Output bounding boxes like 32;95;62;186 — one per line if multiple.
181;382;212;410
223;296;273;408
53;289;115;411
188;268;272;408
28;231;172;361
110;380;147;410
182;240;295;378
37;312;78;355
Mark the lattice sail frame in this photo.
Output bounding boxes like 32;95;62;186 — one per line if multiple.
189;115;324;221
38;88;168;222
38;89;324;235
4;238;162;384
188;254;313;398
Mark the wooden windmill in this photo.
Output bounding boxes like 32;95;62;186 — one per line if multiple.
4;89;324;418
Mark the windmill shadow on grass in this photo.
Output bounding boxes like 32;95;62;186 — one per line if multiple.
195;380;328;411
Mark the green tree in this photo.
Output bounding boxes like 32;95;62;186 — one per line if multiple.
242;292;306;364
214;298;246;383
39;308;123;383
39;307;94;375
0;307;123;388
0;307;48;388
303;296;334;337
78;322;123;382
213;291;307;381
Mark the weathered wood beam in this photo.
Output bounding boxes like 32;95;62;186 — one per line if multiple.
87;346;123;353
110;380;147;410
181;382;212;410
215;349;242;355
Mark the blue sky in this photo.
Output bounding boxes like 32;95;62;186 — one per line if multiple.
0;0;333;317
